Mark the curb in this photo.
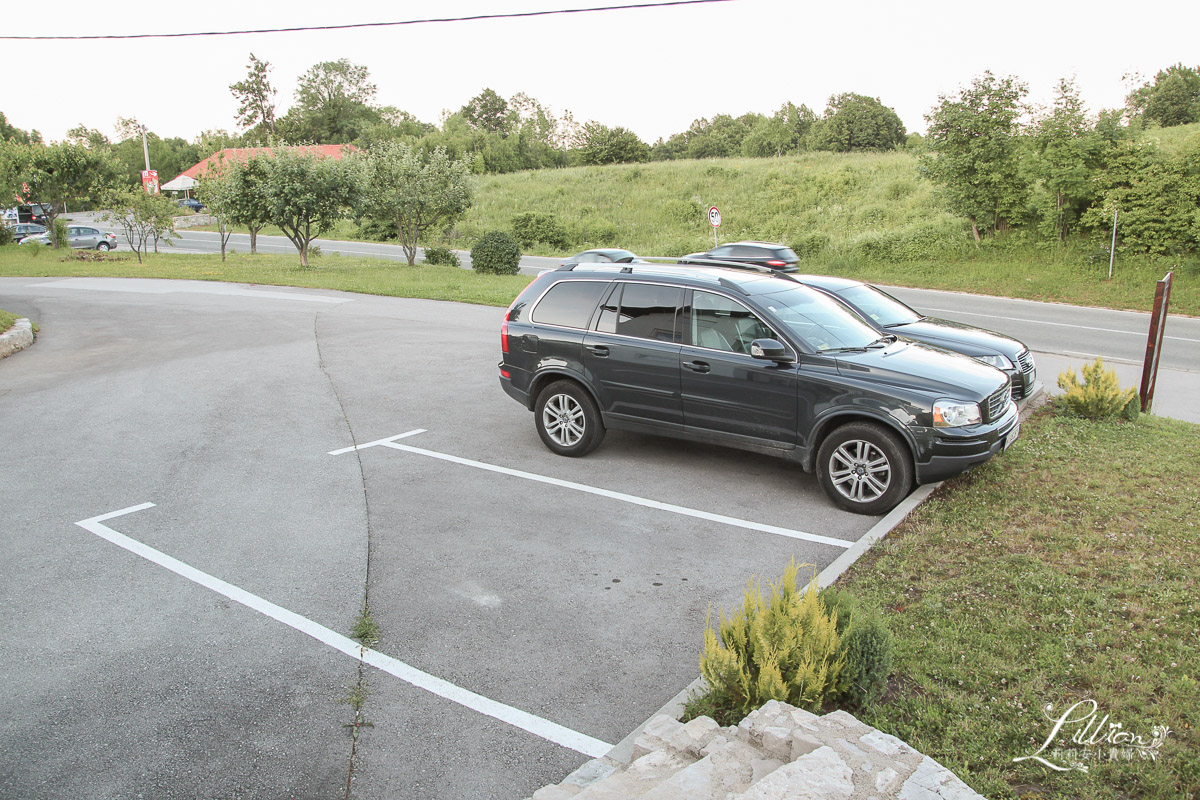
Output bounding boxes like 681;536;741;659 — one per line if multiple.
0;318;34;359
587;382;1049;776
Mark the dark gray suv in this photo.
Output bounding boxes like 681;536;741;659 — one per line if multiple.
498;264;1019;514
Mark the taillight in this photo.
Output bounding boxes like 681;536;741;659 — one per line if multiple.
767;260;786;267
501;315;510;353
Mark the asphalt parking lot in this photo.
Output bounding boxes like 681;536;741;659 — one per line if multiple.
1;278;889;799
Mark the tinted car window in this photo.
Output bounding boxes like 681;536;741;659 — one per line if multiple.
775;247;799;261
691;291;777;353
835;285;920;327
613;283;681;342
710;245;734;258
730;245;764;258
758;287;881;351
531;280;608;329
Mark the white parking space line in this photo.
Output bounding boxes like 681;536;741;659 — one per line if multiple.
75;503;613;759
919;306;1199;344
332;430;853;550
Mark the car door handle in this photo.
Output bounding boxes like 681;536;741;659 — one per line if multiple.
683;360;711;373
585;345;609;357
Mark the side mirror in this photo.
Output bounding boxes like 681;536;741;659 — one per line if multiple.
749;339;795;363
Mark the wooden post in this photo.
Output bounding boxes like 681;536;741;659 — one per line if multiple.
1139;271;1174;413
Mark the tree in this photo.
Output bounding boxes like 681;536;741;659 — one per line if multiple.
1127;64;1200;128
260;148;361;267
103;185;178;262
0;112;42;145
229;53;277;135
460;88;511;135
280;59;380;144
7;142;115;247
65;124;110;150
922;72;1029;242
809;93;905;152
1030;78;1100;240
577;123;649;165
742;102;816;157
196;173;236;261
1082;140;1200;255
221;156;272;254
359;142;473;266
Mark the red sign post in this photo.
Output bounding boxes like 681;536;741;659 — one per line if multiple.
141;170;160;195
1138;271;1174;413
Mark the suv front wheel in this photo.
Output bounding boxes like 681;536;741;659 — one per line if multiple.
534;380;606;457
816;422;913;515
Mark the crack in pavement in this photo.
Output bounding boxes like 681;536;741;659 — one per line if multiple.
313;310;377;800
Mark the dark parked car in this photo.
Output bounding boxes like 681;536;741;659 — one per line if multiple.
680;241;800;271
792;274;1037;398
15;204;50;225
4;222;47;242
561;248;641;268
177;198;205;212
498;262;1018;514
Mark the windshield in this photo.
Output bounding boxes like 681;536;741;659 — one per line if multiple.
759;286;884;351
836;285;921;327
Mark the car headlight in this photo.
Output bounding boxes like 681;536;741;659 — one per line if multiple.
933;399;981;428
974;354;1013;370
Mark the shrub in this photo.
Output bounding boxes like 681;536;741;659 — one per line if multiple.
512;212;569;249
575;221;621;247
1121;392;1141;421
790;232;830;259
0;226;12;246
835;612;893;706
423;246;460;267
355;217;399;242
471;231;522;275
1057;358;1139;420
698;561;844;717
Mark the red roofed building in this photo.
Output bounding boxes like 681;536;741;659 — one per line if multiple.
171;144;359;184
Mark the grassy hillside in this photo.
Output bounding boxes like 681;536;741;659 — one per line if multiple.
454;143;1197;315
458;151;955;262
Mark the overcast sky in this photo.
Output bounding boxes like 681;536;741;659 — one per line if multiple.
5;0;1195;152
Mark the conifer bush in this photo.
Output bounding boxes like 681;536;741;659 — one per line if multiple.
699;561;845;716
1056;358;1139;420
835;612;894;705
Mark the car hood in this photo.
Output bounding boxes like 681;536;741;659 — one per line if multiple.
833;340;1008;400
887;317;1025;359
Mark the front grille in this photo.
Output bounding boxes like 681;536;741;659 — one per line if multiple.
985;384;1010;422
1017;350;1034;373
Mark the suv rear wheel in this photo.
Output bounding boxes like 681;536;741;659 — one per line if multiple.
816;422;913;515
534;380;605;457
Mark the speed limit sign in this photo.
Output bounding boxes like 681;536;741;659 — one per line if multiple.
708;206;722;228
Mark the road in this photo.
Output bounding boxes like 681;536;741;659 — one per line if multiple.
72;212;1200;420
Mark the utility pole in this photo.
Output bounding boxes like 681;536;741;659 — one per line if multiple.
141;125;151;171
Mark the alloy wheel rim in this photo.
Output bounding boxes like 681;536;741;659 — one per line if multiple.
542;394;586;447
828;439;891;503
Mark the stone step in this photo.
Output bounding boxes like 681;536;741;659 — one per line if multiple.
525;701;986;800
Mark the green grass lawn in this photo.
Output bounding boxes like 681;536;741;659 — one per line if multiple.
0;247;531;307
838;405;1199;799
0;309;17;333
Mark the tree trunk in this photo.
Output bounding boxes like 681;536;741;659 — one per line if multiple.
970;216;981;244
250;226;259;254
299;242;308;268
